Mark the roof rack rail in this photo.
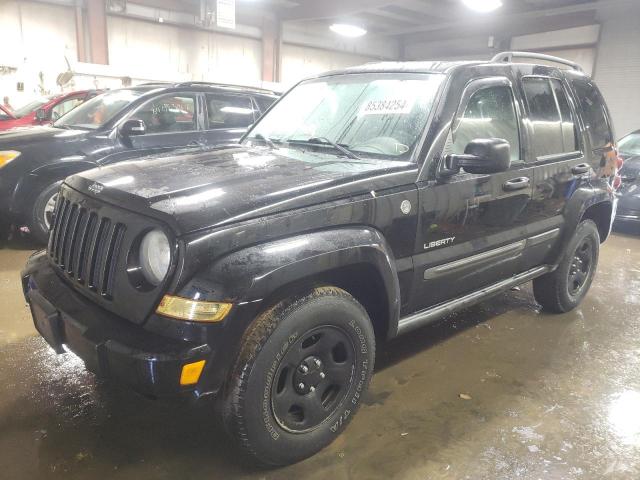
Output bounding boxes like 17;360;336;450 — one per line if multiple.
175;81;279;95
137;81;174;86
491;51;583;72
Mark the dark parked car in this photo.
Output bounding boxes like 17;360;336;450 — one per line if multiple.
615;130;640;227
0;90;103;131
23;52;620;465
0;82;278;242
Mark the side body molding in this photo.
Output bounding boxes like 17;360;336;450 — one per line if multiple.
180;227;402;336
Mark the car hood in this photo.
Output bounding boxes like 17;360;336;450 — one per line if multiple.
0;125;90;148
0;116;32;131
67;145;417;234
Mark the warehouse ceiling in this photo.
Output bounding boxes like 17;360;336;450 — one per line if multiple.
113;0;636;45
278;0;600;41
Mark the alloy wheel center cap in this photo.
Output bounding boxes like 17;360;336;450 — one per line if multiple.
293;356;325;394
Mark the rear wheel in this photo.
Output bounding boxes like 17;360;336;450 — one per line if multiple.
29;181;62;245
533;219;600;313
222;286;375;466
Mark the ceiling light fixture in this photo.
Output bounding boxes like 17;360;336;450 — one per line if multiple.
329;23;367;38
462;0;503;13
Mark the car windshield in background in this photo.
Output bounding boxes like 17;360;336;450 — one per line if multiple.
12;97;54;118
245;73;444;161
619;132;640;156
53;90;145;130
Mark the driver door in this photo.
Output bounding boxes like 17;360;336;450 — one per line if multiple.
410;77;536;312
123;93;203;152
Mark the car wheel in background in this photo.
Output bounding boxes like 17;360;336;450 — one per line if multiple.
30;181;62;245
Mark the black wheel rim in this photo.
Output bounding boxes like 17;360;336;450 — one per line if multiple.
568;238;594;297
270;325;356;433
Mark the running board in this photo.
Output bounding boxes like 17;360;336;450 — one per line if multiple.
396;266;551;336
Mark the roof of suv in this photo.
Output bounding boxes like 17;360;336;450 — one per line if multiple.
128;82;280;98
317;52;587;78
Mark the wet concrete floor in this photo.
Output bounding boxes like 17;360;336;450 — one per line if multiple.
1;232;639;479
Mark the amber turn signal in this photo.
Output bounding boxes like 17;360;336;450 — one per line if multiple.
180;360;206;386
156;295;232;322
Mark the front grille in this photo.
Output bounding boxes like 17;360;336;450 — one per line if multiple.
48;196;126;299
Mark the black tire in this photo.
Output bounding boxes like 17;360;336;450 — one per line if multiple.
222;286;375;466
29;181;62;245
533;219;600;313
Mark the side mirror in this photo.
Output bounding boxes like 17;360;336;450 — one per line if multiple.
443;138;511;176
35;108;48;121
120;119;146;137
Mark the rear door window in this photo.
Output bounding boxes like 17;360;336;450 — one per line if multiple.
206;94;256;129
523;77;578;158
550;79;577;152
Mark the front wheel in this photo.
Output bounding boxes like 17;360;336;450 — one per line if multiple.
222;286;375;466
30;181;62;244
533;219;600;313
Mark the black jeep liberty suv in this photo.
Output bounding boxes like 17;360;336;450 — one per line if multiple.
23;52;620;466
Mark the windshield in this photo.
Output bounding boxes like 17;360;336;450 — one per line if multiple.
245;73;444;161
54;89;145;130
13;97;54;118
619;133;640;156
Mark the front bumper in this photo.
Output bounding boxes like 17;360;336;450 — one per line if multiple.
22;251;211;397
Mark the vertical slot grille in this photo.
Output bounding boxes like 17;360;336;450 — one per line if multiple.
47;195;126;301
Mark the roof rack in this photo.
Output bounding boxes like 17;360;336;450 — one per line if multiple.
491;51;583;72
137;82;174;86
175;81;279;95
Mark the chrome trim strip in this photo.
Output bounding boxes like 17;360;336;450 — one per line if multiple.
423;240;525;280
526;228;560;247
398;266;551;336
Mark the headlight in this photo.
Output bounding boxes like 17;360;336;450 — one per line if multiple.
0;150;20;169
139;229;171;285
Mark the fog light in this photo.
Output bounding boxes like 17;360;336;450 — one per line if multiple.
156;295;232;322
180;360;206;386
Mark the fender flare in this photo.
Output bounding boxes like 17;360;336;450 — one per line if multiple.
179;227;402;337
555;186;613;260
10;160;96;216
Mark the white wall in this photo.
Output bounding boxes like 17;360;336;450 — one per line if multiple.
0;0;387;108
593;14;640;137
283;22;399;60
0;1;78;108
281;44;376;87
107;16;263;86
510;25;599;76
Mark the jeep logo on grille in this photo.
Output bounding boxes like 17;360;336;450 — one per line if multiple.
88;182;104;194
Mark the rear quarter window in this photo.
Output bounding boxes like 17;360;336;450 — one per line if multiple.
570;78;613;150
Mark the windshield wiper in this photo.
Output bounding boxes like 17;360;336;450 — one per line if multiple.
252;133;277;149
288;136;361;160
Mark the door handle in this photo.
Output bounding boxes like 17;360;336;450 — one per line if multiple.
503;177;530;191
572;163;590;175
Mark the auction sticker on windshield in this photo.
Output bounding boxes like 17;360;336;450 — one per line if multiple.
360;97;415;116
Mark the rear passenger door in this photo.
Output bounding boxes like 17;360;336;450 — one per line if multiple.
203;93;258;145
519;75;588;269
412;76;536;311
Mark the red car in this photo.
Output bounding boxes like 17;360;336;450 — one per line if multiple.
0;90;103;131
